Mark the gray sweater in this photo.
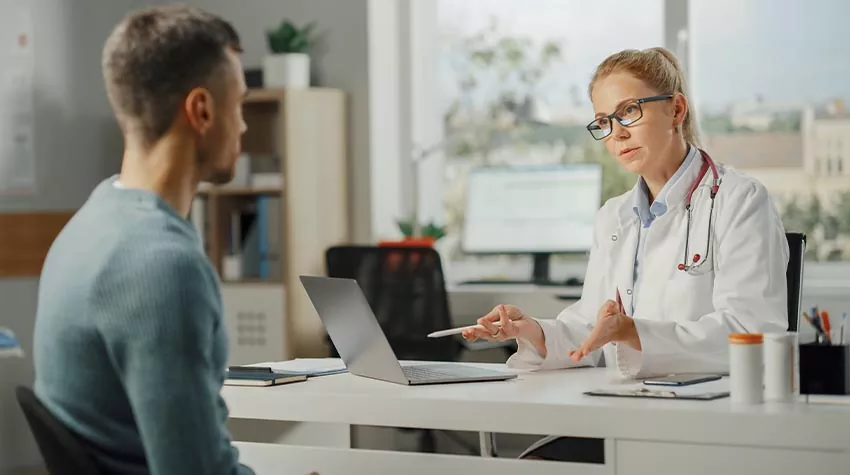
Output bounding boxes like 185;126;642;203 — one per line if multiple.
33;176;253;475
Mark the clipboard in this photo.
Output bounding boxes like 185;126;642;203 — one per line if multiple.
584;387;730;401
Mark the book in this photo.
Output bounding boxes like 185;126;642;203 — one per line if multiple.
224;367;307;387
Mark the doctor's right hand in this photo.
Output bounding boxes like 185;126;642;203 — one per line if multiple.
461;304;547;356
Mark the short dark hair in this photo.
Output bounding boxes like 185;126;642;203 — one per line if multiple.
102;5;242;145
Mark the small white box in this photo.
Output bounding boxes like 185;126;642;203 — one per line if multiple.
251;173;283;189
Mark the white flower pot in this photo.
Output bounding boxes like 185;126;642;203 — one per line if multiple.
262;53;310;88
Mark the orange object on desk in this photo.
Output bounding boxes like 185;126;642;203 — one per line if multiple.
822;311;832;343
378;237;436;247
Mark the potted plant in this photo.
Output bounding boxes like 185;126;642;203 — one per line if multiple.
263;19;316;88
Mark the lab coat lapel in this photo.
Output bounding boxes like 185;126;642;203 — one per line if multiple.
612;196;640;314
643;207;688;296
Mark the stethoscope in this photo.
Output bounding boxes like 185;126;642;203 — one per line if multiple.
678;149;721;274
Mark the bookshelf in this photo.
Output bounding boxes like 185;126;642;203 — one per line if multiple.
192;87;348;361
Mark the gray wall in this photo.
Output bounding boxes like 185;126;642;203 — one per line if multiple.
192;0;374;243
0;0;137;471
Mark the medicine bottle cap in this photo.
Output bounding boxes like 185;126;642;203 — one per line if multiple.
729;333;763;345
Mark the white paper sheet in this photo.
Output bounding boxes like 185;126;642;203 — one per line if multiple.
252;358;348;375
0;0;35;194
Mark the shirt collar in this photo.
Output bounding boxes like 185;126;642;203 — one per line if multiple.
630;145;699;227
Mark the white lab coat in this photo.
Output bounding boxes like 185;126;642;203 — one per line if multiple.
508;151;789;378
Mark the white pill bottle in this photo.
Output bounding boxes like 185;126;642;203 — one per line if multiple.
729;333;764;404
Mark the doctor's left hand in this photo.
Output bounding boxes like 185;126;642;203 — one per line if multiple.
568;300;642;362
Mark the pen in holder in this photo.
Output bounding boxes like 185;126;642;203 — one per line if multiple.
799;342;850;395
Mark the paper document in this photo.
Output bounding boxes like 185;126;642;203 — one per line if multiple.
253;358;348;376
585;377;730;400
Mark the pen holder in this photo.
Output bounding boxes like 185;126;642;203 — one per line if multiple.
799;343;850;395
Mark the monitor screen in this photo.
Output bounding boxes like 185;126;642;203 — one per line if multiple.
461;164;602;254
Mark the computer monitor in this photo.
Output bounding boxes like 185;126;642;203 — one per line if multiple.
461;163;602;284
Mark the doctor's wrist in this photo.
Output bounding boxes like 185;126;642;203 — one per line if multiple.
516;318;547;357
619;317;642;351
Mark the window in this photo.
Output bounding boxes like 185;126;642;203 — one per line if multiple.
436;0;664;278
691;0;850;262
426;0;850;276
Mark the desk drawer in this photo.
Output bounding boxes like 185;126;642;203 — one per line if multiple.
616;441;846;475
235;442;611;475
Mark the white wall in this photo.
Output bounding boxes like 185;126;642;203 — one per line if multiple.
0;0;138;471
191;0;376;243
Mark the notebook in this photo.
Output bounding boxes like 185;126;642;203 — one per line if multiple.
224;367;307;387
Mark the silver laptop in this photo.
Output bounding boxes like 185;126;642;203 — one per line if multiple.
300;275;517;385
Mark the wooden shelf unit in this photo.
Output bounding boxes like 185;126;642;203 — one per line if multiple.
194;87;349;360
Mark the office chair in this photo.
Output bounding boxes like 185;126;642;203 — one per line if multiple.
16;386;101;475
325;245;501;454
785;232;806;332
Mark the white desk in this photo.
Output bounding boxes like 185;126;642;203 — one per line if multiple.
223;361;850;475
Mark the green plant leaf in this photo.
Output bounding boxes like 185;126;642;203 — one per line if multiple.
266;19;316;54
396;219;413;238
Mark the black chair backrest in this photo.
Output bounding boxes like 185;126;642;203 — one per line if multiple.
16;386;101;475
325;245;460;362
786;232;806;332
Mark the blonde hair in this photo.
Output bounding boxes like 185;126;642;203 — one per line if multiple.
589;47;700;146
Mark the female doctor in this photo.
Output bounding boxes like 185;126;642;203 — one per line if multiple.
463;47;789;385
461;45;789;463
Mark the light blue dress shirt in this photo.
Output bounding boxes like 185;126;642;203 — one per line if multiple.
630;145;697;313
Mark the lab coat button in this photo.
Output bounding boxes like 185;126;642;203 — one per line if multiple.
611;234;618;242
626;289;632;295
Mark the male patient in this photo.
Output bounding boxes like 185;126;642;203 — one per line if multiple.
33;5;266;474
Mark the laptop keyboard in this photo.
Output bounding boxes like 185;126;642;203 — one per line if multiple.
401;364;499;382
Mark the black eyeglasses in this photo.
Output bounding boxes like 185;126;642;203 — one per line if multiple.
586;94;674;140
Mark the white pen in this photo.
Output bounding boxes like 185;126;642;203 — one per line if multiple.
427;322;502;338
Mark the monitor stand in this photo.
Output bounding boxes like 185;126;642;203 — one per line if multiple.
531;253;562;286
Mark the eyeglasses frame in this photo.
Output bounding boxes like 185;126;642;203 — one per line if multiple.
586;94;675;140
